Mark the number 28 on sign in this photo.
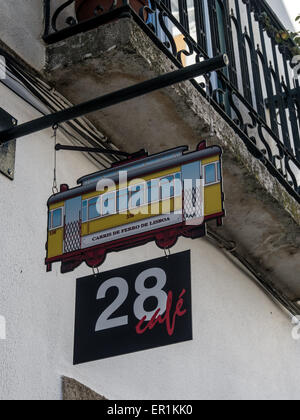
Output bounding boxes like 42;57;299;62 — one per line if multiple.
95;268;187;337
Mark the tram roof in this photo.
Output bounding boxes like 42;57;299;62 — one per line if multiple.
77;146;189;186
48;145;221;206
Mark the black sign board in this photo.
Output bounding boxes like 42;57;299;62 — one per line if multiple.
74;251;193;365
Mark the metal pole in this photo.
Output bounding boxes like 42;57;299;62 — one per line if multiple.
55;143;147;158
0;55;229;144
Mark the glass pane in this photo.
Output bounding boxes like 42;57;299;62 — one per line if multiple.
117;189;128;212
52;208;62;229
174;173;182;196
148;179;160;203
161;176;174;199
88;197;100;220
129;184;145;209
102;193;116;216
205;164;216;184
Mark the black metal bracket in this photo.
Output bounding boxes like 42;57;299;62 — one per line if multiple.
55;143;147;160
0;109;17;180
0;55;229;148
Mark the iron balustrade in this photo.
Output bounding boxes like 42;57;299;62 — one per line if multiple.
42;0;300;202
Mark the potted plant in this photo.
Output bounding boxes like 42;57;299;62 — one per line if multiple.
75;0;150;23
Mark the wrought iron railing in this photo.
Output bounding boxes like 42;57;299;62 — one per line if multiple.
43;0;300;203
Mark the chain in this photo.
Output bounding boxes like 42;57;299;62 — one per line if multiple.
92;266;100;277
164;248;171;259
52;124;59;195
205;73;215;137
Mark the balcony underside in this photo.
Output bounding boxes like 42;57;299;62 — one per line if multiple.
45;19;300;303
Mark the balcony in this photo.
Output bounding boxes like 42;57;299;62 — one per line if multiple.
40;1;300;305
43;0;300;195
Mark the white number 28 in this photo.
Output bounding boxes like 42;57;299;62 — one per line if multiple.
95;268;168;332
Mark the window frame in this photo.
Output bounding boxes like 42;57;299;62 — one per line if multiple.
83;192;118;222
128;182;147;211
160;174;175;201
87;196;101;221
174;172;183;196
101;191;117;217
49;206;64;231
160;172;182;200
147;178;160;205
203;162;221;186
117;187;129;213
80;171;183;222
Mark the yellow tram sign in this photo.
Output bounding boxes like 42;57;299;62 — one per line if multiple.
46;141;225;273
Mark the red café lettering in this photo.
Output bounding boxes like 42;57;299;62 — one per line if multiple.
136;289;187;336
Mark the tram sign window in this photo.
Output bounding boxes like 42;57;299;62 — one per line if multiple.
73;251;192;365
46;142;225;274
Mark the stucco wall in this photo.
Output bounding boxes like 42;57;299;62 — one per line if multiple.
0;0;45;70
58;240;300;401
0;83;99;399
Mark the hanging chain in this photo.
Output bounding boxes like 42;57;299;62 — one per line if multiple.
92;266;100;276
164;248;171;259
205;73;215;137
52;124;59;194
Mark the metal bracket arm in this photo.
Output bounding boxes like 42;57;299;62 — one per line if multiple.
0;55;229;146
55;143;147;159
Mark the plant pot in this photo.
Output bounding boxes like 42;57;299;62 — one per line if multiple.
75;0;150;23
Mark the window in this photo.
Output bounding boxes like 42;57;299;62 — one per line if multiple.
174;173;182;196
49;207;63;230
146;173;182;204
117;189;128;212
148;179;160;204
102;192;116;216
128;184;145;209
161;175;175;200
88;197;100;220
82;197;102;221
204;162;221;185
83;194;117;221
160;173;182;200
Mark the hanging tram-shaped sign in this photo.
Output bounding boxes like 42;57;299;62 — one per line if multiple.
45;141;225;273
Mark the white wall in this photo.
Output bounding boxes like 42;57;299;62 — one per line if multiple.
59;239;300;401
0;84;99;399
